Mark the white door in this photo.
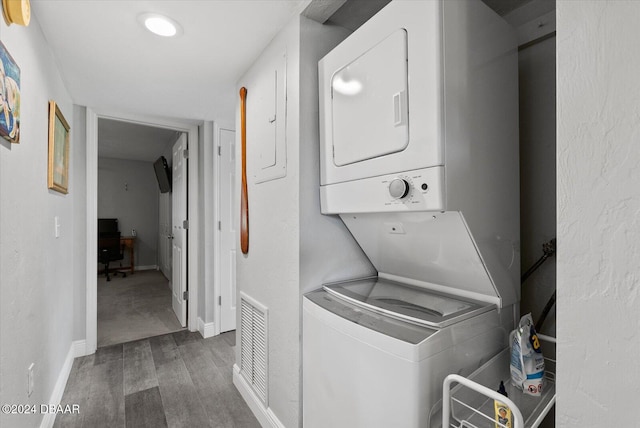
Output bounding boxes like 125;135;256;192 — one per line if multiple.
219;128;237;332
172;134;188;327
158;191;172;280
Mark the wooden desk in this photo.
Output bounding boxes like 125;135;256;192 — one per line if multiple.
120;236;136;274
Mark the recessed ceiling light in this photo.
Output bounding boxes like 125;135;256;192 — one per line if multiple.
138;13;183;37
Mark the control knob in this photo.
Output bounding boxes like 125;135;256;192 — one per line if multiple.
389;178;410;199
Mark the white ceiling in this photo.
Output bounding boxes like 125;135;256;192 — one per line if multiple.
31;0;309;161
32;0;552;162
98;118;179;162
31;0;309;125
481;0;534;16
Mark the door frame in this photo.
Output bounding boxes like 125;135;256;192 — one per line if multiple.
85;107;200;354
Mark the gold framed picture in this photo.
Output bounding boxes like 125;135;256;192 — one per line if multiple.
47;100;70;194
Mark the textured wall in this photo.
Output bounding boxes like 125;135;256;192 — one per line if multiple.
557;2;640;426
236;18;302;428
0;14;77;428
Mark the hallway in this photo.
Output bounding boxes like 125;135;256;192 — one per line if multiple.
54;330;258;428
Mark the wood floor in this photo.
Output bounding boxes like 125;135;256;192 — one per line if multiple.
54;330;260;428
97;270;184;347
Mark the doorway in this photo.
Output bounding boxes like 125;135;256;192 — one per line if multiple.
96;118;188;347
86;109;200;354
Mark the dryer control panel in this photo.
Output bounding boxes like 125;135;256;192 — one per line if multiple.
320;166;445;214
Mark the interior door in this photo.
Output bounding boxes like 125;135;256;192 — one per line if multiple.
158;191;172;280
219;128;237;332
172;133;188;327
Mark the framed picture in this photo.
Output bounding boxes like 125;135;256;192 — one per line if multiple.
47;100;70;194
0;40;20;143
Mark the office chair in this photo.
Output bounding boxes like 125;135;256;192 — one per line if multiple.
98;218;119;235
99;232;126;281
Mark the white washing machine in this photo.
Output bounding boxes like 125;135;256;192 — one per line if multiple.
303;277;510;428
303;0;519;427
302;211;516;428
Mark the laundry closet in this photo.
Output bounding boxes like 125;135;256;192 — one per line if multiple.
233;1;556;427
305;0;519;426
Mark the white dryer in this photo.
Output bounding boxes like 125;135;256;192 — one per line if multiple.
303;0;520;427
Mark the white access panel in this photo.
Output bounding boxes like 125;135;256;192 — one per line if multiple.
331;29;409;166
246;52;287;184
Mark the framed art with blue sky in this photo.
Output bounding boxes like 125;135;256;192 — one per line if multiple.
0;40;20;144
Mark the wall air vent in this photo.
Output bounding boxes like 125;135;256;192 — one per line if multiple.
240;293;268;404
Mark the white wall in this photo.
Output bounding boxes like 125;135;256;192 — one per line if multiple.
72;105;87;341
98;157;159;268
518;36;556;336
557;2;640;426
0;14;78;428
235;16;373;427
298;21;375;293
236;19;302;428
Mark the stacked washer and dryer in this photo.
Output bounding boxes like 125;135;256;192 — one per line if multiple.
302;1;520;427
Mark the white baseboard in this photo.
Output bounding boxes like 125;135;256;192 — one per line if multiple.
233;365;285;428
197;317;216;339
40;339;85;428
71;339;88;358
136;265;158;271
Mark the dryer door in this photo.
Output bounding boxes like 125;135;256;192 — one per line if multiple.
331;29;409;167
319;0;445;187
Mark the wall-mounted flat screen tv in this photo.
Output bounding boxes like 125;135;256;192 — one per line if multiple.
154;156;171;193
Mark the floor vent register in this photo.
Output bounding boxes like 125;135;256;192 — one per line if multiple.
240;293;268;404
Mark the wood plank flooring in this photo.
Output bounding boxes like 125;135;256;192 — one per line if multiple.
54;331;259;428
97;271;184;347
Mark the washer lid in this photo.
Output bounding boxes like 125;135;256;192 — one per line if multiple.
324;277;494;329
304;288;436;345
339;211;507;307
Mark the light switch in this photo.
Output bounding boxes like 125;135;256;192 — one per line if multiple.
54;216;60;238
